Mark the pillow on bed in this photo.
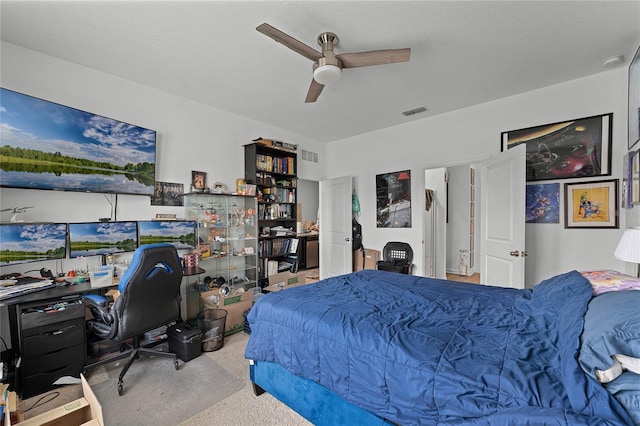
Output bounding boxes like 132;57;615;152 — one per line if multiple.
579;290;640;382
603;371;640;425
579;269;640;295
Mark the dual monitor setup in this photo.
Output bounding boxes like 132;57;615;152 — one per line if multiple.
0;220;196;267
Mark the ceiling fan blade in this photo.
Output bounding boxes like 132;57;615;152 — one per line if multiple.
305;79;324;103
257;23;323;62
337;48;411;68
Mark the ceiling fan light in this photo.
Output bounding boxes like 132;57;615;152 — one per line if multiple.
313;64;342;85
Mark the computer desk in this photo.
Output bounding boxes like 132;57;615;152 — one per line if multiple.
1;281;117;350
1;281;117;398
1;266;203;397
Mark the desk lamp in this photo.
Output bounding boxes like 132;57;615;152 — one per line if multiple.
613;227;640;277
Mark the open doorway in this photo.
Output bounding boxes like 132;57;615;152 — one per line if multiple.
298;179;320;281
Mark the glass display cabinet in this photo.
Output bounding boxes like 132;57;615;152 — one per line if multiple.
184;193;259;298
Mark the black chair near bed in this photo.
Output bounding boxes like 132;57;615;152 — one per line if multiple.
377;241;413;274
83;243;183;395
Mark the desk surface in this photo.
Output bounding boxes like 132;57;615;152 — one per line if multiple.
0;281;118;306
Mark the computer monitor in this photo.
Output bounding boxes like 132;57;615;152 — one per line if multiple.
68;221;138;259
138;220;196;250
0;223;68;266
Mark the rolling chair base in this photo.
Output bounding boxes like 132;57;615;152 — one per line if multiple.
84;338;180;395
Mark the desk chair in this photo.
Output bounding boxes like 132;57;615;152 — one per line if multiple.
83;243;183;395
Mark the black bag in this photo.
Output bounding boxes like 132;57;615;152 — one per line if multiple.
352;217;363;250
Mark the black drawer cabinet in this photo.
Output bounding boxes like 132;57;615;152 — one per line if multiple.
17;298;86;398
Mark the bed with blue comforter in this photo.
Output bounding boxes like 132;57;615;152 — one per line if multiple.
245;270;637;425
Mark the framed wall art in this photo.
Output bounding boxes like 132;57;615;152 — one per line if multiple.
623;150;640;208
501;113;612;182
629;45;640;149
525;183;560;223
151;181;184;206
634;151;640;205
376;170;411;228
191;170;207;192
622;151;633;208
564;179;618;229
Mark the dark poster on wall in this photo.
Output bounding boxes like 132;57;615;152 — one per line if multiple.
501;113;612;182
376;170;411;228
152;181;184;206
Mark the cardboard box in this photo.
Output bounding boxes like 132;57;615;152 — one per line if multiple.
18;374;103;426
354;248;381;271
264;271;306;292
364;249;381;270
105;289;120;302
200;290;252;336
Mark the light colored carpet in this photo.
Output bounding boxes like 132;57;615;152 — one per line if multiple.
19;333;311;425
89;345;244;426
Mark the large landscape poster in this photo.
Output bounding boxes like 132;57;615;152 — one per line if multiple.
0;88;156;195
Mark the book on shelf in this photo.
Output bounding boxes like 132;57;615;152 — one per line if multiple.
267;260;279;276
290;238;299;254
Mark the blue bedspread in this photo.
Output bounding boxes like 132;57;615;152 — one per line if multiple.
245;270;633;425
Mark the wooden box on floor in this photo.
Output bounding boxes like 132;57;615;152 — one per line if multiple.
17;375;103;426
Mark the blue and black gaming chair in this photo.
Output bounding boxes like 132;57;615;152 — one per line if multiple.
83;243;183;395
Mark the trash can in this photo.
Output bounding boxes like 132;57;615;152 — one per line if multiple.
197;309;227;352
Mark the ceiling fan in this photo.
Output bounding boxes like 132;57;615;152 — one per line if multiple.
256;23;411;103
1;206;34;222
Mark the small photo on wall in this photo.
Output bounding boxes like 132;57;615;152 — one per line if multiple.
191;170;206;191
526;183;560;223
152;181;184;206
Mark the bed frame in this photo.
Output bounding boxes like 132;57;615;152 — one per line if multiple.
250;360;395;425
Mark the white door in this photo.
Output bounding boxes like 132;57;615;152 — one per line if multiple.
424;168;447;278
480;144;526;288
320;176;352;280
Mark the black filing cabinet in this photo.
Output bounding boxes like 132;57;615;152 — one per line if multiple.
18;297;86;398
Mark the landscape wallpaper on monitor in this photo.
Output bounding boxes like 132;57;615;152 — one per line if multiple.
69;222;138;258
0;223;67;265
138;221;196;249
0;88;156;195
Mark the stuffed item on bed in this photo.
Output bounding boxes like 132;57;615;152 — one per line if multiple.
245;270;633;425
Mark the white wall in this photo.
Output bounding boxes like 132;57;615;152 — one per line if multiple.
0;42;326;344
0;41;326;230
325;68;633;285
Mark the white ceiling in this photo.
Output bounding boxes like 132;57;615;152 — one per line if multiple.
1;1;639;143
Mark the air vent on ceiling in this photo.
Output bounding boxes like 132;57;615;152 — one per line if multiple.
301;149;318;163
402;106;429;117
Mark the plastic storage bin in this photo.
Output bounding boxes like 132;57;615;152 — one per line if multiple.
167;322;202;362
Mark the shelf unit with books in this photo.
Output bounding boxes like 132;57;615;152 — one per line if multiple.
244;142;298;284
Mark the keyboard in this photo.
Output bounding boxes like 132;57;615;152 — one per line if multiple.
0;279;55;301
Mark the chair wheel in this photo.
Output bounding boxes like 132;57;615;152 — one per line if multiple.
174;359;179;370
118;382;124;396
